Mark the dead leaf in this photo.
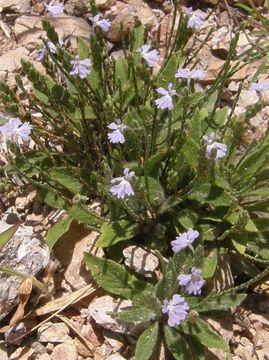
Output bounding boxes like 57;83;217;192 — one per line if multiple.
9;278;33;327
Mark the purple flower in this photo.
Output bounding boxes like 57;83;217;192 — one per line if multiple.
155;83;177;110
185;7;205;30
162;294;189;327
250;82;269;92
178;267;205;296
110;168;135;199
202;132;227;160
35;42;56;62
45;1;64;17
171;228;199;253
70;56;92;79
35;48;47;62
89;14;111;32
0;117;32;145
108;120;126;144
175;67;206;81
137;45;160;67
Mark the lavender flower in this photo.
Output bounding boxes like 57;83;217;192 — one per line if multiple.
45;1;64;17
35;42;56;62
171;228;199;253
162;294;189;327
178;267;205;296
185;7;205;30
70;56;92;79
155;83;177;110
0;117;32;145
89;14;111;32
108;120;126;144
175;67;206;81
250;82;269;92
202;132;227;160
137;45;160;67
110;168;135;199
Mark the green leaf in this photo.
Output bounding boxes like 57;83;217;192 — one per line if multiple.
77;37;90;59
196;293;247;313
141;176;165;208
49;167;84;195
135;322;159;360
164;326;192;360
96;220;139;247
180;136;200;169
146;151;167;178
234;140;269;188
0;223;20;249
46;216;73;250
214;107;228;127
175;209;198;230
84;253;154;300
231;234;247;254
181;319;228;351
39;187;68;209
202;249;218;279
115;58;129;84
67;204;102;227
155;251;190;301
117;306;157;323
42;20;59;43
131;21;145;50
158;52;179;86
188;183;233;206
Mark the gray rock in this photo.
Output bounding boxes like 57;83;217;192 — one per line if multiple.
123;245;159;276
238;90;259;108
107;355;127;360
38;322;70;343
0;47;29;73
38;354;51;360
96;0;116;9
0;220;49;320
0;341;8;360
88;295;150;335
64;0;90;16
14;15;93;47
211;27;233;59
0;0;30;13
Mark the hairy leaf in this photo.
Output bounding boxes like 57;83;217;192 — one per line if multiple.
84;253;154;300
135;322;159;360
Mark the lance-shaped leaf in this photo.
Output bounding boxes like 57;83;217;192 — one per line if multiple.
0;223;20;249
84;253;154;301
181;318;228;351
96;220;139;247
164;326;192;360
46;216;73;250
135;322;159;360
